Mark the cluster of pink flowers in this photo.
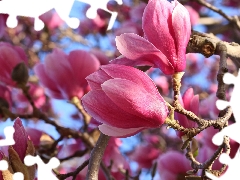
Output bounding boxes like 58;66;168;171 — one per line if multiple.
0;0;233;179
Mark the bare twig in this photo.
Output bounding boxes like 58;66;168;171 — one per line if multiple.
193;0;240;31
56;159;89;180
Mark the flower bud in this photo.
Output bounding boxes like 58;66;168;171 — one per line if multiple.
11;62;29;86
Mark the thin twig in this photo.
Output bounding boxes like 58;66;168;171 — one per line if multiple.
56;159;89;180
193;0;240;31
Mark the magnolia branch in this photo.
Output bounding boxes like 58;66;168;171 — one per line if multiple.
187;30;240;68
56;159;89;180
193;0;240;31
86;133;110;180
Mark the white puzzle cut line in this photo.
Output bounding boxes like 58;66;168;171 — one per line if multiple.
76;0;123;30
0;160;8;171
206;69;240;179
0;126;15;146
0;125;15;174
13;172;24;180
206;148;240;179
24;155;60;180
0;0;122;31
0;126;24;179
213;70;240;146
0;0;79;30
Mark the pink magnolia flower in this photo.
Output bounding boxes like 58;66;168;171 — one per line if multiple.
128;141;161;169
81;64;169;137
0;118;36;180
184;5;199;26
39;10;64;30
199;93;219;119
90;49;110;65
197;145;222;172
115;0;191;75
34;49;100;100
175;88;199;138
13;118;29;161
25;128;44;147
153;76;170;96
103;138;129;172
0;42;28;86
78;14;106;36
157;151;191;180
12;83;46;114
199;125;239;159
130;2;147;23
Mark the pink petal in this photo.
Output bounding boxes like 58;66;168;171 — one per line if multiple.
158;151;191;175
34;64;63;99
82;90;153;128
99;124;145;138
86;69;112;90
182;88;194;110
190;94;199;116
44;49;73;92
101;64;162;98
68;50;100;87
13;118;28;162
172;0;191;71
142;0;177;63
25;128;43;147
110;57;154;67
102;79;168;127
116;33;174;74
90;49;110;65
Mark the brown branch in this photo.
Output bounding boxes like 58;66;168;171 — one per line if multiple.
187;30;240;68
1;88;96;148
86;133;110;180
59;149;89;162
100;162;115;180
56;159;89;180
193;0;240;31
70;96;91;131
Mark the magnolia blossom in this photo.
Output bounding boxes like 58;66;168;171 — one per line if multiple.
90;49;110;65
0;42;28;86
175;88;199;138
39;10;64;30
0;118;36;180
34;49;100;100
115;0;191;75
157;151;191;180
12;83;46;114
128;135;162;169
184;5;199;26
103;138;129;172
82;64;169;137
199;93;219;119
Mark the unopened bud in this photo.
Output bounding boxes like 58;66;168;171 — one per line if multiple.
11;62;29;86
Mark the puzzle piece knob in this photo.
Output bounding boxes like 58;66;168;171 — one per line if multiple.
0;160;8;171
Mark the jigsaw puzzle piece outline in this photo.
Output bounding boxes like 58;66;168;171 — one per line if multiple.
0;0;80;30
0;126;15;147
0;160;8;171
24;155;60;180
206;148;240;179
76;0;123;30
